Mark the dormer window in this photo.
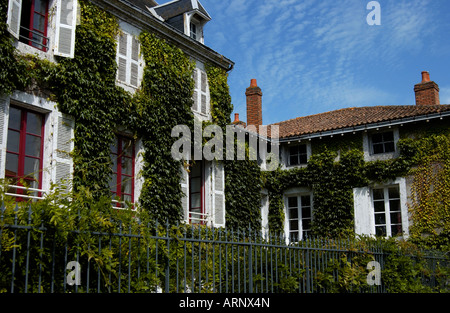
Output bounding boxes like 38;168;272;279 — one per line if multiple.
190;22;197;40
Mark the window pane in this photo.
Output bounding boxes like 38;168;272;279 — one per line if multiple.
373;143;384;154
289;155;299;166
121;157;133;176
34;0;47;15
375;226;386;236
371;133;383;144
191;193;200;208
389;199;400;212
384;142;395;153
375;213;386;225
6;153;19;177
302;219;311;231
298;145;307;154
388;186;400;199
122;138;133;157
122;194;132;203
289;220;299;231
390;212;402;225
24;157;40;180
33;13;46;33
191;177;201;193
191;162;201;176
289;208;298;219
288;196;298;208
7;130;20;153
299;154;308;164
111;154;118;173
374;200;385;212
121;177;132;195
302;207;311;218
110;138;118;154
25;134;41;157
301;195;311;207
391;224;402;236
109;173;117;191
8;107;21;130
373;189;384;200
26;111;42;135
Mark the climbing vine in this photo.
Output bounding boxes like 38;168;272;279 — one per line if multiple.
136;31;194;224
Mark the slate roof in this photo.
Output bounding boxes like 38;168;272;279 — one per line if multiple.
271;105;450;139
131;0;158;10
153;0;211;21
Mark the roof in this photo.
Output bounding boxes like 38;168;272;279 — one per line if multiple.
153;0;211;21
271;105;450;139
131;0;158;10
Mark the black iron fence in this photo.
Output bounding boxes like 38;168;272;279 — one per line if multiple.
0;204;448;293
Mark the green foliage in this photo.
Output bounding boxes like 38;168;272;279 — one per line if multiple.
264;149;366;237
51;0;132;198
206;65;233;128
136;31;195;224
406;134;450;251
0;1;29;94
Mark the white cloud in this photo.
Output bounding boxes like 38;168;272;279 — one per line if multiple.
203;0;443;124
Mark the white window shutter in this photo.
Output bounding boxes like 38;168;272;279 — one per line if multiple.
212;161;225;227
130;63;138;87
180;165;189;222
192;69;198;111
117;33;128;83
54;112;74;190
6;0;22;40
54;0;78;58
0;96;9;179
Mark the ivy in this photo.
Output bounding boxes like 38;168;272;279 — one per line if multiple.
136;31;194;224
50;0;131;198
0;0;29;94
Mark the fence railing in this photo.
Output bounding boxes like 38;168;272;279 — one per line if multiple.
0;204;448;293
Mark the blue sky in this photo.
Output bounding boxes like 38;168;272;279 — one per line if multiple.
200;0;450;125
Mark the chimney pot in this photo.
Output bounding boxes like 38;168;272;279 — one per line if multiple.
250;79;258;88
234;113;239;123
421;71;430;83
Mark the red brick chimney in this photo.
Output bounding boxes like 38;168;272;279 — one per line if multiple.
414;71;440;106
246;79;263;128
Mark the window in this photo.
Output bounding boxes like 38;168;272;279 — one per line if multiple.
192;68;209;115
287;194;312;241
5;106;44;199
189;161;205;224
372;185;402;237
190;22;197;40
288;144;308;166
19;0;49;52
371;131;395;155
117;31;141;88
109;136;135;208
7;0;77;57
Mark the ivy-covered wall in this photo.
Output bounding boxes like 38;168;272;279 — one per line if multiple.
264;122;450;250
0;0;264;229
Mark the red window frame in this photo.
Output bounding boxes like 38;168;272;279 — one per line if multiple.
20;0;49;52
189;161;204;225
5;105;45;200
110;135;135;208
